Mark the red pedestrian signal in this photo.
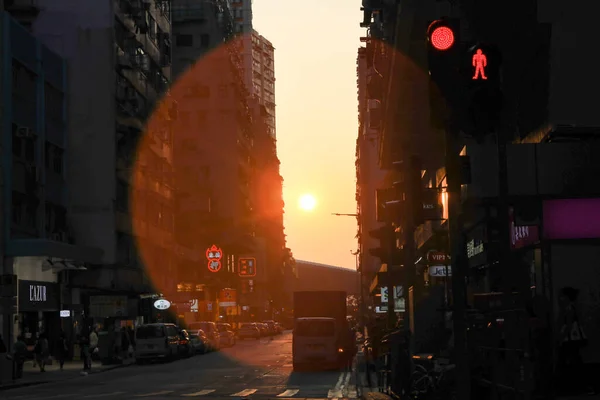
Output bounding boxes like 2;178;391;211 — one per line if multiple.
238;257;256;277
472;48;487;80
428;21;455;51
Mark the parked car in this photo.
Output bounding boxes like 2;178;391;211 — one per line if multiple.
177;329;194;358
262;320;277;335
217;323;236;347
135;323;180;363
188;322;220;349
257;323;269;337
238;323;261;340
189;329;210;354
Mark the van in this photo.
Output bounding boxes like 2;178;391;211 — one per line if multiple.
135;323;180;362
292;317;340;370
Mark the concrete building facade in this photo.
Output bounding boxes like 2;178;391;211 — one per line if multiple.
15;0;189;329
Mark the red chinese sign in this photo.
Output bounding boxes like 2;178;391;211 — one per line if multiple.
206;245;223;272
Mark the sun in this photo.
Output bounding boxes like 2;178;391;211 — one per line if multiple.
298;194;317;211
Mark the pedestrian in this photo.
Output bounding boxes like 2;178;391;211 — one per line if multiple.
57;331;69;371
11;336;27;379
0;334;7;354
80;324;91;373
89;325;99;367
556;286;592;395
35;333;49;372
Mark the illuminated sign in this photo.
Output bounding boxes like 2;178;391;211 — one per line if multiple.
206;245;223;273
154;299;171;310
472;48;487;80
238;257;256;276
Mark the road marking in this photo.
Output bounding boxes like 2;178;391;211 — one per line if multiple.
231;388;257;397
181;389;216;397
277;389;299;397
343;371;351;387
135;391;174;397
334;372;345;389
346;385;358;398
82;393;126;398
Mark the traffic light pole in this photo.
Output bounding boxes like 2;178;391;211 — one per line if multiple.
446;125;471;400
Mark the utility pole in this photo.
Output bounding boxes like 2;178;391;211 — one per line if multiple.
446;124;471;400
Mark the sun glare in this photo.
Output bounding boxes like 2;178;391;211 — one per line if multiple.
299;194;317;211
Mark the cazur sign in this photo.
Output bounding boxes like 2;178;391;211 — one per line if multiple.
19;280;60;311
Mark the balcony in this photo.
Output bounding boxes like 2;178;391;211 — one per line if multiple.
4;0;40;30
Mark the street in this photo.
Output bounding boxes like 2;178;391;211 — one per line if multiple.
2;332;360;399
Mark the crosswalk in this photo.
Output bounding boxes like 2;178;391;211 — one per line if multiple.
126;385;359;398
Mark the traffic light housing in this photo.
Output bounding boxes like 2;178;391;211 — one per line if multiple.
367;225;404;265
426;18;461;128
238;257;256;277
463;42;504;136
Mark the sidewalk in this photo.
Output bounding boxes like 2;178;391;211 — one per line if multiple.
0;358;135;391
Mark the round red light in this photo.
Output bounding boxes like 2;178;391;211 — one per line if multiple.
430;26;455;50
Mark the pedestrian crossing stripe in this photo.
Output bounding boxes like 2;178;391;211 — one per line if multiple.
182;389;216;397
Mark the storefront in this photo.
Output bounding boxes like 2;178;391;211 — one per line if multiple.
18;280;61;348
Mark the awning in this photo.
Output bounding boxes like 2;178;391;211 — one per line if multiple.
6;239;104;264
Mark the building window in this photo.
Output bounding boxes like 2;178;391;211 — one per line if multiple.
200;34;210;47
45;142;64;174
175;34;193;46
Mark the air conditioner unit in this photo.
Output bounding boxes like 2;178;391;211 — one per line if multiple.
16;126;34;138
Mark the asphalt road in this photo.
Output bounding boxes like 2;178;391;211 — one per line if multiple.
3;332;359;400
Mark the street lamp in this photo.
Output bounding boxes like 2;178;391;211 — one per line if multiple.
332;212;365;332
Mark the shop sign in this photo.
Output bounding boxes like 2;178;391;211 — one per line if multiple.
18;280;60;312
219;288;237;307
427;251;450;264
509;207;539;249
153;299;171;310
466;239;484;258
429;265;452;277
60;310;71;317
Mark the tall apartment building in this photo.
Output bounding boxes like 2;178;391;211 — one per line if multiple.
355;47;386;291
171;0;260;321
0;6;103;347
18;0;192;327
231;0;276;139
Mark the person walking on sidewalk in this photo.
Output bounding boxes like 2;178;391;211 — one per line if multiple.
57;331;69;371
11;336;27;379
89;325;99;366
34;333;49;372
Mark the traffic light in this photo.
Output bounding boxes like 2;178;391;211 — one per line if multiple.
426;18;461;127
238;257;256;277
463;42;504;136
368;225;404;265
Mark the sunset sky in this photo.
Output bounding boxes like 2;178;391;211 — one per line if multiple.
252;0;363;269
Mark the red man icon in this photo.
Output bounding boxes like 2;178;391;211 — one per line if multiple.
472;49;487;80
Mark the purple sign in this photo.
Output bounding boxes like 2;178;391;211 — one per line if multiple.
543;198;600;239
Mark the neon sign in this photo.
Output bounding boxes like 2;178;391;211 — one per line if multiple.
206;245;223;273
472;48;488;80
